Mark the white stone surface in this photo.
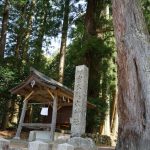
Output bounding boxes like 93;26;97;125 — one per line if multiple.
10;148;22;150
57;143;74;150
36;131;51;141
28;141;51;150
28;131;36;142
28;131;51;142
0;138;10;150
71;65;89;137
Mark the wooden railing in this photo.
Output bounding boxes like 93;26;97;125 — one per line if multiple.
22;123;51;128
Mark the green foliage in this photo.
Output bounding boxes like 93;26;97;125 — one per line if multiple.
86;97;108;133
0;0;118;132
0;66;15;93
0;65;17;125
141;0;150;33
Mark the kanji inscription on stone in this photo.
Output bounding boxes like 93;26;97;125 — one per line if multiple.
71;65;89;137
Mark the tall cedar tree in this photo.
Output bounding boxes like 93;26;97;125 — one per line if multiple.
22;0;35;63
0;0;9;59
84;0;99;98
112;0;150;149
59;0;70;83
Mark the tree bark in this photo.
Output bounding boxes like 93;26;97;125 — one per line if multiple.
58;0;70;83
10;100;19;124
34;2;48;64
102;98;110;136
1;100;11;130
112;0;150;149
111;89;118;131
84;0;100;99
85;0;96;36
110;89;118;146
0;0;9;59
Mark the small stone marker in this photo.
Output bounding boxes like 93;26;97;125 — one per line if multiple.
57;143;74;150
28;141;51;150
0;138;10;150
71;65;89;137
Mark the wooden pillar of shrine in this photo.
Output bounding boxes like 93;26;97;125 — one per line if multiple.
14;91;34;139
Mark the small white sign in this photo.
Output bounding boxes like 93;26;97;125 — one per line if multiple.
40;107;48;116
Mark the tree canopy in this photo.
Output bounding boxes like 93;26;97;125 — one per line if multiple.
0;0;149;139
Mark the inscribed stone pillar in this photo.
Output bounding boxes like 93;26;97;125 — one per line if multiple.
71;65;89;137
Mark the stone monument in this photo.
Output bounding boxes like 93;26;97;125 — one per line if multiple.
71;65;89;137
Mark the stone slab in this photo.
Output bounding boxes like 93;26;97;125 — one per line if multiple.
28;141;51;150
0;138;10;150
68;137;97;150
28;131;51;142
57;143;74;150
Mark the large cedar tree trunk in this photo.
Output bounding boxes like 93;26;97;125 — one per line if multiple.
85;0;110;133
58;0;70;83
0;0;9;59
112;0;150;149
22;0;35;63
85;0;100;98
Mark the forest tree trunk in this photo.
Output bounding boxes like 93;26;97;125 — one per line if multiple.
10;100;19;124
34;2;48;64
112;0;150;149
1;100;11;130
84;0;100;98
0;0;9;59
22;0;35;63
58;0;70;83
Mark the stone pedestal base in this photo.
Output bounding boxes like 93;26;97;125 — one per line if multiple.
57;143;74;150
28;141;51;150
0;138;10;150
68;137;97;150
13;137;20;140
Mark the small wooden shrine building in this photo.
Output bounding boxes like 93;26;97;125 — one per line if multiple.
10;67;95;141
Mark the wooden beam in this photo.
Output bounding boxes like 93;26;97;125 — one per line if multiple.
57;89;73;100
24;91;34;101
14;99;28;139
57;105;62;111
10;76;34;94
50;93;58;141
35;78;56;90
14;91;34;139
28;102;50;105
22;123;51;128
47;89;55;100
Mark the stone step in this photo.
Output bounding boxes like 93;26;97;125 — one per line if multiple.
98;147;115;150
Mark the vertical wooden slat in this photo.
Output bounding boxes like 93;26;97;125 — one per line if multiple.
50;93;58;141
